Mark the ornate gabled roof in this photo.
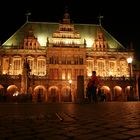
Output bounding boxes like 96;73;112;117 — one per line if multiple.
2;21;125;50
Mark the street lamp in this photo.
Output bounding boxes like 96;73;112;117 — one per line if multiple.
69;79;72;101
127;57;133;100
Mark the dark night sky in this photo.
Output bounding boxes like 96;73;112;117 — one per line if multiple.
0;0;139;59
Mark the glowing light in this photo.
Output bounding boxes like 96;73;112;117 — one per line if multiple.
3;71;6;74
38;35;47;46
65;40;69;44
109;71;112;76
62;77;65;80
127;57;133;64
86;38;94;47
69;79;72;84
88;72;92;77
62;73;65;80
13;91;19;96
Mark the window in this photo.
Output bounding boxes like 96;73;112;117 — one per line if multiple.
37;59;46;76
13;59;21;75
97;60;105;76
79;56;83;64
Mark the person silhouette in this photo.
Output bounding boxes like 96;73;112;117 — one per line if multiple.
90;71;100;102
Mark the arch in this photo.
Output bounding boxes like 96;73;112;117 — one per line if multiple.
125;86;132;101
138;76;140;100
7;85;19;96
0;84;5;102
0;85;4;88
0;84;4;95
48;86;59;102
100;86;111;101
33;85;47;102
113;86;123;101
61;86;72;102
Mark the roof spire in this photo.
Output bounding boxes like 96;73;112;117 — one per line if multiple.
62;6;70;24
25;12;31;22
97;14;104;25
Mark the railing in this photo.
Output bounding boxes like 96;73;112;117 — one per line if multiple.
0;74;21;80
0;74;136;82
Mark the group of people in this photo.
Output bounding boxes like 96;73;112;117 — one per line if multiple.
86;71;106;102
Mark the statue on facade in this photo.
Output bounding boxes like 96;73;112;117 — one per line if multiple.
21;58;31;94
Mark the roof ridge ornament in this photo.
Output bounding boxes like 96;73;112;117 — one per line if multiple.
97;15;104;26
62;6;71;24
25;12;32;22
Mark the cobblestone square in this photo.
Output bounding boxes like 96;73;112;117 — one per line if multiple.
0;102;140;140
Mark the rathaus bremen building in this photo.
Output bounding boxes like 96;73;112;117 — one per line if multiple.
0;10;138;102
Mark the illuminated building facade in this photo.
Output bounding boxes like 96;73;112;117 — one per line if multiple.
0;10;138;102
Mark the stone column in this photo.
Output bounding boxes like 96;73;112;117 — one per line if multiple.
76;75;84;103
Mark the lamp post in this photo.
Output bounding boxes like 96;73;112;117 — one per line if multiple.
69;79;72;101
127;57;133;101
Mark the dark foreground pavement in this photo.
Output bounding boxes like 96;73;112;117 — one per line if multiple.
0;102;140;140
